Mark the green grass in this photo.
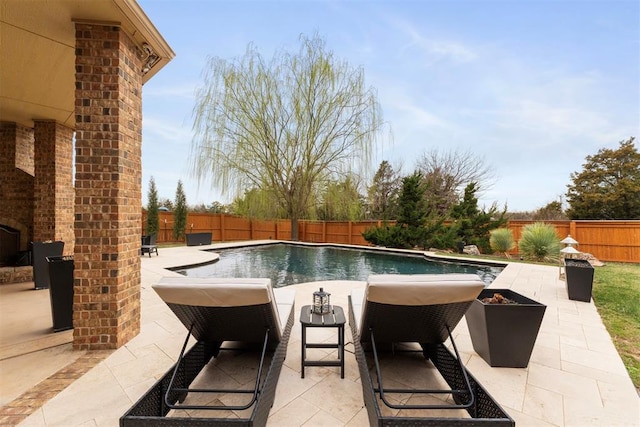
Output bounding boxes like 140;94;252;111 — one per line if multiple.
592;263;640;391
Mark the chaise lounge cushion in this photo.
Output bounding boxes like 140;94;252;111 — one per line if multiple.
352;274;485;331
153;277;295;339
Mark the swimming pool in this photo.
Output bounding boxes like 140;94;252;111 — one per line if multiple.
175;243;503;287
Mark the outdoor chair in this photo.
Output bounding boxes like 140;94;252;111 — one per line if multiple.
349;274;514;426
140;234;158;257
120;277;295;427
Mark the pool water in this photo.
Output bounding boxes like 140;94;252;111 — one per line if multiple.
176;244;502;287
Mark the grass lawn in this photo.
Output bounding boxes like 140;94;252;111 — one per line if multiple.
592;262;640;392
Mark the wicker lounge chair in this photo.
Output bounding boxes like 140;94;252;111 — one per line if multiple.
349;274;514;426
121;277;295;426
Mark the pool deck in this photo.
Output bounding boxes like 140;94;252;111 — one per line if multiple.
1;241;638;426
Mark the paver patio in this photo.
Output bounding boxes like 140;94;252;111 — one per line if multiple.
1;242;638;426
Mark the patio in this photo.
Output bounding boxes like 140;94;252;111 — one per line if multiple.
1;242;638;426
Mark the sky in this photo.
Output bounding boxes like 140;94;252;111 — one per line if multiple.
137;0;639;212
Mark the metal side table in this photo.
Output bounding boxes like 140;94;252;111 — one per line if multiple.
300;305;345;378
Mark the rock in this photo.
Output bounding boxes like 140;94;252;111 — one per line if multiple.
579;252;605;267
463;245;480;256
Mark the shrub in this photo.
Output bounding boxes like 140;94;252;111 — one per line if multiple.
490;228;515;255
362;225;424;249
518;222;560;262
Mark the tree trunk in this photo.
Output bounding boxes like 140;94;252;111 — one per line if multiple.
290;217;299;241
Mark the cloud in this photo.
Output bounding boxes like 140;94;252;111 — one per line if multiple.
143;116;192;145
386;15;478;65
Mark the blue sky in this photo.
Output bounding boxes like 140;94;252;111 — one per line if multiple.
137;0;639;212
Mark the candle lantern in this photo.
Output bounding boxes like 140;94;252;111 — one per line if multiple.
312;287;331;315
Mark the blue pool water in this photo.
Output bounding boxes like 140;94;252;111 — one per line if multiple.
176;243;503;287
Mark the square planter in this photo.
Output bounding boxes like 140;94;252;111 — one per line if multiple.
466;289;546;368
564;259;594;302
31;240;64;290
186;232;212;246
46;256;74;332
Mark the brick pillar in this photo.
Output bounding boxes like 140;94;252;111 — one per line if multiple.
33;120;75;254
74;23;143;350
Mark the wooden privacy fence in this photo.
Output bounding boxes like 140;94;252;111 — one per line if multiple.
143;212;639;263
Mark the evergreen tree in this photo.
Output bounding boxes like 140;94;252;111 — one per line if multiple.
146;177;159;236
448;182;507;253
363;171;429;249
397;172;428;230
566;138;640;219
173;180;188;240
367;160;401;221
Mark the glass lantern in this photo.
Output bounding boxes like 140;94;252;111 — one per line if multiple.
312;287;331;315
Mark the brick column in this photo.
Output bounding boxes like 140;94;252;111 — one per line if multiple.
33;120;75;254
74;23;143;350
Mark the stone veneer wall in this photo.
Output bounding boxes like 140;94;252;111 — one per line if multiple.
73;23;142;350
0;123;35;250
33;120;75;254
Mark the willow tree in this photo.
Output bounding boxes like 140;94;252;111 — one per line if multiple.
190;33;383;240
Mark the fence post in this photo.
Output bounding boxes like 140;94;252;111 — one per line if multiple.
220;214;225;242
349;221;353;244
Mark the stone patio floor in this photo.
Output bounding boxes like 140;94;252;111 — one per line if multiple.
0;241;638;426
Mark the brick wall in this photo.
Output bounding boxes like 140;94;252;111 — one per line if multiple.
33;120;75;253
14;125;34;176
0;122;34;250
73;23;142;350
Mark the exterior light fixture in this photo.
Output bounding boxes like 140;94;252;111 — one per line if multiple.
312;287;331;315
559;235;581;278
560;235;579;247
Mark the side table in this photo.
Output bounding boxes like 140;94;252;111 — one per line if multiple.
300;305;345;378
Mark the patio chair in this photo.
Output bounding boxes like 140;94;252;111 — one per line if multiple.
349;274;514;426
120;277;295;427
140;234;158;257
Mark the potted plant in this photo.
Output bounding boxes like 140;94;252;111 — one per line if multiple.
564;258;594;302
465;289;546;368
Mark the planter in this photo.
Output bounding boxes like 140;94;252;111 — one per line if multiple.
186;232;212;246
31;241;64;290
466;289;546;368
564;259;594;302
46;256;74;332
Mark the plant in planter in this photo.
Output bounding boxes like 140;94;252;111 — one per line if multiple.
565;258;594;302
466;289;546;368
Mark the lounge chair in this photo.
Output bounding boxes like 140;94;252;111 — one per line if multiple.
349;274;514;426
120;277;295;426
140;234;158;257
